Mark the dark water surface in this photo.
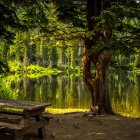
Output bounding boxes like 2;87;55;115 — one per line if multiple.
1;70;140;117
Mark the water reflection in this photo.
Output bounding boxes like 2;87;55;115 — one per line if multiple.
9;75;91;109
1;71;140;117
109;71;140;118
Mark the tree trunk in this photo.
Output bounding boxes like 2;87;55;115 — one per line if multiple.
94;50;113;114
83;50;114;114
83;0;114;114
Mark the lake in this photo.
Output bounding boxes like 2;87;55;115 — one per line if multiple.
0;70;140;118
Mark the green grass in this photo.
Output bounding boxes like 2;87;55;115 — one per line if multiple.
46;108;89;114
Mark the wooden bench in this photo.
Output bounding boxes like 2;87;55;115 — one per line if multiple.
0;98;51;140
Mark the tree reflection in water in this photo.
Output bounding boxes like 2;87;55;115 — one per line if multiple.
1;71;140;117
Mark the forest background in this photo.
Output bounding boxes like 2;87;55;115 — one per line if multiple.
0;0;140;116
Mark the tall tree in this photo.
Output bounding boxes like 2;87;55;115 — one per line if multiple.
82;0;113;114
82;0;140;114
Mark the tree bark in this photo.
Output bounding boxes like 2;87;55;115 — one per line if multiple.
83;0;114;114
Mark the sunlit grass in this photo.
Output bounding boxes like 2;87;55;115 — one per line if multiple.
114;110;140;118
46;108;89;114
112;104;140;118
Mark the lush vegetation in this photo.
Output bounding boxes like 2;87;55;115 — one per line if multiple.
0;1;83;75
0;71;140;117
0;0;140;115
0;1;139;75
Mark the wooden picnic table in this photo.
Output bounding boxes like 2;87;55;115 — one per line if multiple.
0;98;51;140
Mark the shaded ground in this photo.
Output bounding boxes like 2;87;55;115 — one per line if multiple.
46;113;140;140
1;112;140;140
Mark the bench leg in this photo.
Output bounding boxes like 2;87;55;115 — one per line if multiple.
35;114;46;139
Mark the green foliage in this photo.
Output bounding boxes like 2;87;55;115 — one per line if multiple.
135;52;140;68
0;0;49;42
0;60;9;74
0;78;19;99
112;1;140;54
83;0;140;56
27;65;46;73
0;1;19;43
27;65;62;78
18;1;49;30
0;83;13;98
54;0;85;28
94;10;117;32
0;0;140;117
8;61;23;73
0;42;9;73
0;0;140;74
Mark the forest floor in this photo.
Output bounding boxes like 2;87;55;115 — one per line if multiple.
1;112;140;140
45;112;140;140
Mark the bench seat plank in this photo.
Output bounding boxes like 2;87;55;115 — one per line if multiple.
0;122;22;130
0;120;46;136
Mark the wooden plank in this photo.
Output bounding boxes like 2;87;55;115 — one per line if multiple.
0;120;46;135
0;122;22;130
23;108;45;118
0;110;53;121
0;110;22;116
0;98;51;111
0;126;23;140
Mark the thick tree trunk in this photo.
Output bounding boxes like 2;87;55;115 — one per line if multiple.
94;50;113;114
83;0;114;114
83;50;114;114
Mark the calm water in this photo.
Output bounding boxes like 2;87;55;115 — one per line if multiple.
1;70;140;117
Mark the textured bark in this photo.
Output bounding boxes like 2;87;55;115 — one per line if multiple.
83;0;114;114
83;50;114;114
94;50;113;114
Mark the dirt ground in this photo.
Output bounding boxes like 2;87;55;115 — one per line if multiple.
1;112;140;140
46;112;140;140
